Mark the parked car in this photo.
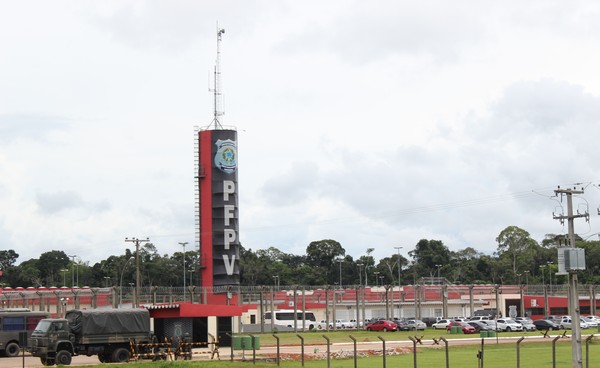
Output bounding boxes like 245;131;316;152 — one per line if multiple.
496;319;523;332
349;319;363;328
559;316;588;330
338;320;355;329
447;321;477;334
481;320;498;330
581;316;598;328
468;321;492;332
469;316;490;322
405;319;427;331
396;320;411;331
517;320;536;331
533;319;560;330
432;319;453;330
317;320;343;329
366;320;397;332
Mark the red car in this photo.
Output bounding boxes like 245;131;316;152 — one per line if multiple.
366;320;398;332
446;321;477;334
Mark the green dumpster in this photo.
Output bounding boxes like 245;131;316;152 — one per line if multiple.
451;326;463;334
241;336;252;349
232;336;260;350
480;330;488;338
232;336;243;350
488;330;496;337
250;336;261;350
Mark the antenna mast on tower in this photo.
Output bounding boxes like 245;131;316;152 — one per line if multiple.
209;25;225;130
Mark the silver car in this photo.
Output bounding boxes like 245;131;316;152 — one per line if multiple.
406;319;427;331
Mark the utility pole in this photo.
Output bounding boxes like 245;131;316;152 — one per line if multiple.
553;187;587;368
125;237;150;308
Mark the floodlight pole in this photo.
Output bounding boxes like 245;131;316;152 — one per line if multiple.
179;242;188;302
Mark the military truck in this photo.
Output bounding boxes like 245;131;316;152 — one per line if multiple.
29;308;151;366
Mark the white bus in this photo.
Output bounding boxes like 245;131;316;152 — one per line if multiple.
264;310;317;330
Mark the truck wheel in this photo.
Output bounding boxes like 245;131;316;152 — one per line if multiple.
56;350;72;366
40;356;55;366
112;347;130;363
4;342;20;357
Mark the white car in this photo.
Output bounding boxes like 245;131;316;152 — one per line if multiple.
338;320;355;328
581;316;597;328
317;320;343;329
432;319;453;329
559;316;588;329
349;319;363;328
496;319;523;332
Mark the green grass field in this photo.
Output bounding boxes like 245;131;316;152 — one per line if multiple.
117;341;599;368
101;330;599;368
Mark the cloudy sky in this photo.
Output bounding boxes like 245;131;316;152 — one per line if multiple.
2;0;600;266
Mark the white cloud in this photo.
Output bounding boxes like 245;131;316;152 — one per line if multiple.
2;0;600;266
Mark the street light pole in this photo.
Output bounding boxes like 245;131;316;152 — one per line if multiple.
394;246;403;319
337;258;344;289
61;269;68;286
69;255;77;287
374;271;380;287
179;242;188;302
119;257;135;308
547;261;554;294
435;264;442;279
357;263;363;287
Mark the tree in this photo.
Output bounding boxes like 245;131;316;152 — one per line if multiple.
306;239;345;284
495;226;537;276
0;250;19;270
408;239;451;277
376;253;408;285
38;250;70;286
306;240;345;268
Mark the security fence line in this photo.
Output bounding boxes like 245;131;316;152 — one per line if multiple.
227;334;597;368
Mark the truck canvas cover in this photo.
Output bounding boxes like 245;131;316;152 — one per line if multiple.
66;309;150;335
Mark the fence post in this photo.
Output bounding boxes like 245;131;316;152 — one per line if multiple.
349;335;357;368
377;335;386;368
272;334;280;367
323;335;331;368
296;334;305;367
408;335;417;368
479;337;485;368
516;337;524;368
552;335;561;368
226;333;234;362
585;334;594;368
249;334;256;365
440;336;449;368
